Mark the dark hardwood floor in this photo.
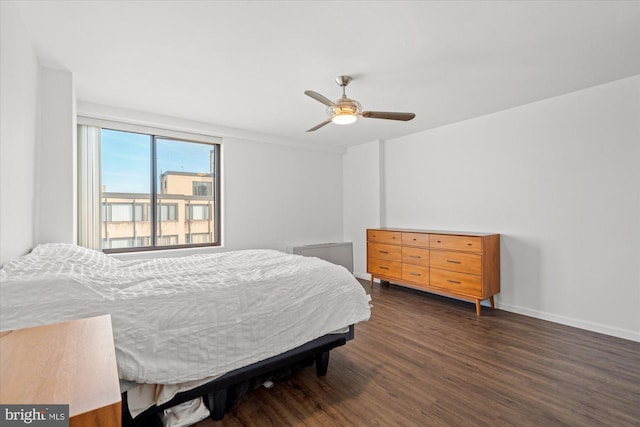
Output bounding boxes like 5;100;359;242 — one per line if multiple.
196;280;640;426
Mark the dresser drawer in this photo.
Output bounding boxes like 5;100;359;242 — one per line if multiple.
367;230;402;245
430;268;482;296
402;247;429;266
430;234;482;252
368;242;402;262
368;258;402;279
402;264;429;285
430;250;481;275
401;232;430;247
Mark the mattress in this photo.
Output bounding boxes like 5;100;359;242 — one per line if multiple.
0;244;371;385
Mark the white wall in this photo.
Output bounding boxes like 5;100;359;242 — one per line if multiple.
223;136;344;251
37;68;77;245
352;75;639;341
0;1;39;265
343;140;381;278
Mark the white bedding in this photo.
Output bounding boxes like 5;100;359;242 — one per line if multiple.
0;244;371;385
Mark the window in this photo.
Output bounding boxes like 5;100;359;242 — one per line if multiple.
186;204;210;221
103;236;150;249
103;202;148;222
157;235;179;246
78;120;221;252
188;233;212;244
159;204;177;221
193;182;212;196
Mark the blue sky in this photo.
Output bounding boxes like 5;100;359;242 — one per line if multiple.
101;129;213;193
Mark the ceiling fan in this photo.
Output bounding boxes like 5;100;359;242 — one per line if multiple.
304;75;416;132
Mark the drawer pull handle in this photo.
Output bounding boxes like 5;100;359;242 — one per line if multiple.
437;240;441;243
446;260;461;264
379;251;389;254
409;272;421;276
409;255;421;259
447;279;461;284
380;266;389;270
413;238;417;241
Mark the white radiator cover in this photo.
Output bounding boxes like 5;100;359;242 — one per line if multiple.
286;242;353;273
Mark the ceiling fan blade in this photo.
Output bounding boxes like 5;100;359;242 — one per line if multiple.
304;90;336;107
362;111;416;121
306;119;332;132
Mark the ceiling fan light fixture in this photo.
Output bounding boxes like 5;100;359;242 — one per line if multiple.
328;100;361;125
305;75;415;132
332;113;358;125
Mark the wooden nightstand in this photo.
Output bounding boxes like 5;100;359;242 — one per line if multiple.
0;315;121;427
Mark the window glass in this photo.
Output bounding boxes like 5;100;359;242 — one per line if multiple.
98;129;219;251
156;138;215;247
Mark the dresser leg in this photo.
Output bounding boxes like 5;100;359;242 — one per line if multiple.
370;276;374;287
475;300;481;316
490;296;495;310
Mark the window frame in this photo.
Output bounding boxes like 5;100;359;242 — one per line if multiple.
78;117;222;254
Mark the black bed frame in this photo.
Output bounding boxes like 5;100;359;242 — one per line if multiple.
122;325;355;426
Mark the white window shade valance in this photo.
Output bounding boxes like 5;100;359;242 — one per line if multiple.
77;116;222;145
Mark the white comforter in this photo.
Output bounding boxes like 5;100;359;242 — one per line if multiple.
0;244;371;384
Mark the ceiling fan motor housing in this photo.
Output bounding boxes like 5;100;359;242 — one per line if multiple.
336;75;353;87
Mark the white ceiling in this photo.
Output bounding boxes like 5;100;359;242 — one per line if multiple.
14;1;640;148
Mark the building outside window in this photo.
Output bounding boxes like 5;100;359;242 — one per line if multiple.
157;235;179;246
78;122;221;252
188;233;211;244
103;236;150;249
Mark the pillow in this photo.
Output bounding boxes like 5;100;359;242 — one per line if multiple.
28;243;120;269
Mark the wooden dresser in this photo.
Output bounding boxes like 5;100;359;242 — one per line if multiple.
367;228;500;315
0;315;122;427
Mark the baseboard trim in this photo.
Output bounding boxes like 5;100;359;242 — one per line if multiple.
496;302;640;343
354;272;369;281
356;272;639;343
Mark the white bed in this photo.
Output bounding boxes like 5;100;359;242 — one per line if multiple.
0;244;371;387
